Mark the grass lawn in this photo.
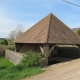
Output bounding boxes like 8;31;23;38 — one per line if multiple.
0;57;44;80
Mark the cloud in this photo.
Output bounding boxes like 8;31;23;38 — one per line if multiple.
0;0;80;37
67;23;80;28
0;28;12;38
0;10;35;38
0;28;12;33
0;16;15;28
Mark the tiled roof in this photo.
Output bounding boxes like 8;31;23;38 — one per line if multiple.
13;13;80;44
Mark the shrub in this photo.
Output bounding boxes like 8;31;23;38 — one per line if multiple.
77;28;80;36
4;39;8;45
0;48;5;57
1;42;4;45
21;51;42;67
0;45;15;57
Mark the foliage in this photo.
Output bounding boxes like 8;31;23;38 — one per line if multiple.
0;39;13;45
7;25;24;41
0;39;4;45
77;28;80;36
7;39;14;45
0;45;15;57
0;45;15;51
4;39;8;45
0;48;5;57
0;57;14;69
0;39;7;45
0;57;44;80
21;51;42;67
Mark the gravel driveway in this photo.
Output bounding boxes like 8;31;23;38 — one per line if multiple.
24;58;80;80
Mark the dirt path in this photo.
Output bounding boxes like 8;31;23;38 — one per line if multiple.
24;58;80;80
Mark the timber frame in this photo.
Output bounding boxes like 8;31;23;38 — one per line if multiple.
39;44;56;66
13;13;80;67
15;43;23;52
15;43;80;66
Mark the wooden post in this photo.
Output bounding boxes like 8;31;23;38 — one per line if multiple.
43;44;49;66
15;43;17;52
77;45;80;48
39;44;55;67
39;45;44;55
15;43;23;52
49;45;55;56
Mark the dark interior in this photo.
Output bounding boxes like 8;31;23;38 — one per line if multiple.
48;46;80;65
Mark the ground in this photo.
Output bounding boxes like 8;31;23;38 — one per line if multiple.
24;58;80;80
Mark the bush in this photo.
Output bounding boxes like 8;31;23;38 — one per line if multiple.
1;42;4;45
4;39;8;45
0;45;15;57
21;51;42;67
0;48;5;57
77;28;80;36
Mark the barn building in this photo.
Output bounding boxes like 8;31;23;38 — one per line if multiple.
13;13;80;66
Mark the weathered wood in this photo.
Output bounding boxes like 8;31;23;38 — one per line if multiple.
77;45;80;49
39;45;44;55
39;44;55;66
49;45;54;56
16;43;23;52
43;44;49;66
15;43;17;51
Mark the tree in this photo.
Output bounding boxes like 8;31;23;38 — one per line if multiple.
4;39;8;45
77;28;80;36
7;24;24;41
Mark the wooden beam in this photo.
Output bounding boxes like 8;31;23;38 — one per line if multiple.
39;44;55;66
43;44;49;66
16;43;23;52
39;45;44;55
15;43;17;51
77;45;80;49
49;45;54;56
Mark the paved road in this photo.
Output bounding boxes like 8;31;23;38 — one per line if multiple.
24;58;80;80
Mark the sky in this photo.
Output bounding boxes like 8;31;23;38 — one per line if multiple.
0;0;80;38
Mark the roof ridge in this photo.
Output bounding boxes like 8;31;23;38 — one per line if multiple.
46;13;52;43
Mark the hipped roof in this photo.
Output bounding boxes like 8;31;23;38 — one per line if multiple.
13;13;80;44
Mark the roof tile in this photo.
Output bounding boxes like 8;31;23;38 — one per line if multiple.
13;13;80;44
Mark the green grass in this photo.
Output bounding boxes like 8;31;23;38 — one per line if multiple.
0;57;14;69
0;57;44;80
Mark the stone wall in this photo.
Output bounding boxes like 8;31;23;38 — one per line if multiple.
5;50;23;65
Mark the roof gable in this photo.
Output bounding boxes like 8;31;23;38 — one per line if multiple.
48;14;80;44
13;13;51;43
13;13;80;44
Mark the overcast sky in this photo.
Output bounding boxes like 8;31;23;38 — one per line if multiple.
0;0;80;38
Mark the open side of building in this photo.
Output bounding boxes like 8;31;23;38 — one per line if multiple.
13;13;80;66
